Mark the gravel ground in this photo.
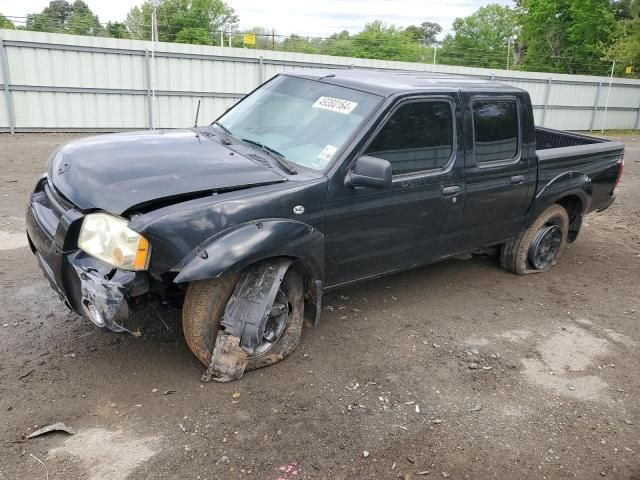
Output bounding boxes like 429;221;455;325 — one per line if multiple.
0;132;639;480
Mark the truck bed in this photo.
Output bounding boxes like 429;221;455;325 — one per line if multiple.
536;127;608;150
535;127;624;214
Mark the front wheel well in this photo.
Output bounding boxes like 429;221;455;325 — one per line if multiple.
555;196;584;243
228;256;322;327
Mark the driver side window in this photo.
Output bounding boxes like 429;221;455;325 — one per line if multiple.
365;100;454;176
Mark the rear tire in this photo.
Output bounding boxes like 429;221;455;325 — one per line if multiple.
182;265;304;370
500;204;569;275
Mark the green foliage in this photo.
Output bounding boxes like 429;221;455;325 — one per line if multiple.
326;21;423;62
404;22;442;44
279;34;320;54
517;0;616;74
438;4;518;69
603;17;640;70
126;0;238;42
26;0;102;35
105;21;129;39
175;27;212;44
0;13;15;29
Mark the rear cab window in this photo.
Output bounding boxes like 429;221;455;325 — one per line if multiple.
472;98;520;164
364;100;455;176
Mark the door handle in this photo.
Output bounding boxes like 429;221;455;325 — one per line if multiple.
511;175;525;185
442;185;460;196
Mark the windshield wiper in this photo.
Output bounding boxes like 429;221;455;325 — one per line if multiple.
211;121;234;144
240;138;297;175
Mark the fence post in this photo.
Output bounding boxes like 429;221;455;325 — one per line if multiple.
0;37;16;134
144;49;153;130
258;56;264;84
589;82;602;132
541;78;552;127
635;98;640;130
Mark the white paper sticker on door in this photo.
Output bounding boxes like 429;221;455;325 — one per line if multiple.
312;96;358;114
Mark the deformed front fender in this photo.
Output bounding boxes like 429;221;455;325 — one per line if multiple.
173;219;325;285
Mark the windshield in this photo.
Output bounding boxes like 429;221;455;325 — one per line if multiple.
215;75;382;171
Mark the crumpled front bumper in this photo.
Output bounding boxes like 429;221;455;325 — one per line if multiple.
25;179;143;333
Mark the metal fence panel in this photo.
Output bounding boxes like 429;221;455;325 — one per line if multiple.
12;91;147;129
0;28;639;132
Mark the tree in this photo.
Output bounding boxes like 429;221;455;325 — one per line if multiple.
603;0;640;73
26;0;102;35
323;30;354;57
126;0;238;43
0;13;15;29
517;0;616;74
66;0;102;35
405;22;442;45
329;21;422;62
105;21;129;39
438;4;518;69
175;27;211;44
279;34;319;54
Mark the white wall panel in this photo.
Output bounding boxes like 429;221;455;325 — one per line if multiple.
0;94;8;129
0;29;639;132
13;91;146;129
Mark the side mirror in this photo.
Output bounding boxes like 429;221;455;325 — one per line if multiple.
346;155;392;189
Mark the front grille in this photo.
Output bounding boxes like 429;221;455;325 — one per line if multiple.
44;181;74;213
32;178;82;249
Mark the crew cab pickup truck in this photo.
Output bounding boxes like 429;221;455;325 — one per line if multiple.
26;70;625;381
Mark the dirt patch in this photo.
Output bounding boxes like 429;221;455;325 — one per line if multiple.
1;133;639;479
48;428;160;480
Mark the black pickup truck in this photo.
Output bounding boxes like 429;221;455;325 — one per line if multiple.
26;70;625;381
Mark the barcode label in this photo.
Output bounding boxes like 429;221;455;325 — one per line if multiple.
312;96;358;114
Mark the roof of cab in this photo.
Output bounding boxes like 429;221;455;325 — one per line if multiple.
286;69;525;97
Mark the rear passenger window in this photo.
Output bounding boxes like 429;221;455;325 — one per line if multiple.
365;101;454;176
472;100;519;163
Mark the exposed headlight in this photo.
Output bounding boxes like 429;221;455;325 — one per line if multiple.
78;213;151;271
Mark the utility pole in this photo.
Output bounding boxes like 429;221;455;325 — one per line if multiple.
507;35;517;70
432;43;437;73
150;0;159;130
601;59;616;134
272;28;275;49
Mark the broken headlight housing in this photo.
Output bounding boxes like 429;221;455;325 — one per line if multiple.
78;213;151;271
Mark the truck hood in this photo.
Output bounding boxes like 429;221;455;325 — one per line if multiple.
48;129;286;215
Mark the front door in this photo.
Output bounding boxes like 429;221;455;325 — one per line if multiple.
324;95;465;287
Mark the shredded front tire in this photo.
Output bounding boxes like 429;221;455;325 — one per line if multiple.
181;265;304;372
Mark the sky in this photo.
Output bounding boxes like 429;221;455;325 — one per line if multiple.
0;0;514;38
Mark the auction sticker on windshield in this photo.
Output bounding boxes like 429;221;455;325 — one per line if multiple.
313;96;358;114
318;144;338;163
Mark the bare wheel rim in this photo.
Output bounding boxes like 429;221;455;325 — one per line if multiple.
528;224;563;270
253;288;290;356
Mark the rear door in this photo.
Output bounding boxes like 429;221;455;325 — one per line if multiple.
324;94;465;287
455;93;536;249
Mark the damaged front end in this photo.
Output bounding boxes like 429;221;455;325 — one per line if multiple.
26;177;151;334
68;252;142;333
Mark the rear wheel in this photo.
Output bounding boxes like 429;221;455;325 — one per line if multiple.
500;204;569;275
182;264;304;370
